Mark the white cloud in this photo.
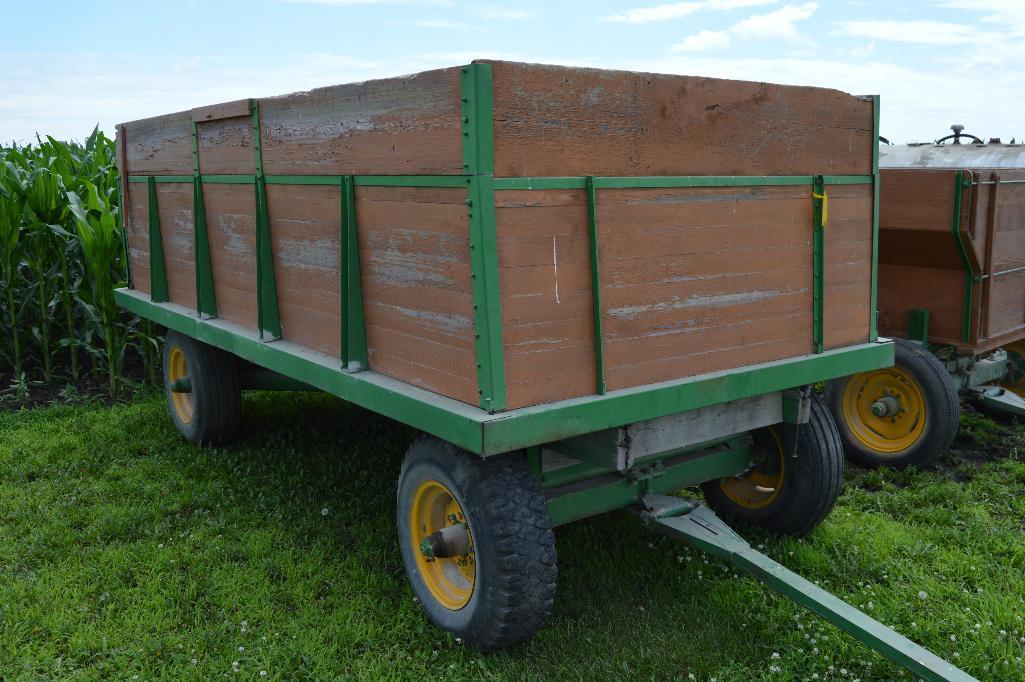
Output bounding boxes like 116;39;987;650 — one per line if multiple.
671;30;732;51
731;2;817;40
672;2;817;51
834;19;975;45
415;19;473;29
600;0;776;24
602;2;704;24
476;7;531;20
849;41;875;57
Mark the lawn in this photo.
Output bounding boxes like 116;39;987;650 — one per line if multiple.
1;391;1024;680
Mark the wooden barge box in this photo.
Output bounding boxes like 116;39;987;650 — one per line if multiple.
115;60;891;454
877;161;1025;354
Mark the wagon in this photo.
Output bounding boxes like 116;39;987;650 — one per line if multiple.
115;61;971;679
828;127;1025;468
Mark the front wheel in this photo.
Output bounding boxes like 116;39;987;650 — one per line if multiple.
701;393;844;536
827;339;959;468
396;436;557;650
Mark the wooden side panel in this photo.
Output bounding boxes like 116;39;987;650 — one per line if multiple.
823;184;873;349
488;61;873;178
877;264;971;345
156;183;196;309
124;181;151;296
356;187;477;404
879;169;958;232
598;185;815;391
259;68;463;176
203;185;258;330
980;169;1025;342
267;185;342;359
196;117;256;175
123;111;193;176
496;190;597;409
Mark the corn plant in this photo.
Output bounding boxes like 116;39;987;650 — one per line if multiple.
0;129;160;401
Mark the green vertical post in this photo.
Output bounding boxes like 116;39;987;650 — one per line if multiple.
340;175;369;371
191;122;217;317
812;174;826;354
950;169;974;343
147;175;169;303
461;63;507;412
870;95;880;341
585;176;607;395
251;100;282;340
908;309;930;345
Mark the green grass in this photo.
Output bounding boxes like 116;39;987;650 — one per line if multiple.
2;395;1025;680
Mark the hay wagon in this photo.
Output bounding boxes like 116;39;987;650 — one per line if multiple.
829;127;1025;468
115;61;971;680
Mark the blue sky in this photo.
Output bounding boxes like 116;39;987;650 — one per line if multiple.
3;0;1022;144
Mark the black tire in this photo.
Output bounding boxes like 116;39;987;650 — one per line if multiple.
701;393;843;536
396;435;557;650
162;331;241;446
826;338;960;469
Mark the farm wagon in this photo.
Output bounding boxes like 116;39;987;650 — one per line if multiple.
115;61;971;680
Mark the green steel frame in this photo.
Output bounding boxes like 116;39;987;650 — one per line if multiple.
950;170;976;343
120;62;890;448
870;95;881;341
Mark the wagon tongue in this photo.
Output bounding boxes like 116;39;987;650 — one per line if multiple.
634;495;977;682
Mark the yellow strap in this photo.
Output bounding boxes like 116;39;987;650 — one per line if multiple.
812;191;828;226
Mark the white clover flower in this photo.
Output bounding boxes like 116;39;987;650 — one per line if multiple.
771;652;780;660
260;672;267;678
321;508;329;516
918;591;928;600
239;646;245;652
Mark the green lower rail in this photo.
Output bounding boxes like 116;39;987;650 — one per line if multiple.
638;496;976;682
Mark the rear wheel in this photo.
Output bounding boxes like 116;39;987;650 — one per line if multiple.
701;393;844;536
827;339;959;468
396;436;557;650
163;331;241;446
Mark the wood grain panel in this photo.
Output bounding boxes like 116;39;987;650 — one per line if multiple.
125;181;151;296
356;187;477;405
267;184;342;358
877;264;971;345
487;60;873;178
122;111;193;176
496;189;597;409
259;68;463;176
203;184;258;331
196;117;256;176
155;183;196;310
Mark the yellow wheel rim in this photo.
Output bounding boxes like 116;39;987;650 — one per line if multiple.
1000;341;1025;399
409;480;475;610
720;429;786;510
842;367;926;454
168;346;194;424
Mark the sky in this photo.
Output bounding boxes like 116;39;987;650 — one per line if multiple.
2;0;1023;145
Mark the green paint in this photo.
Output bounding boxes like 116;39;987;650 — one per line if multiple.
116;289;892;457
950;170;975;343
647;503;976;682
146;176;169;302
191;122;217;317
812;174;826;354
908;309;930;344
546;443;750;526
585;176;607;395
250;101;282;340
461;63;507;412
340;175;369;371
491;175;872;191
481;340;893;454
870;95;881;341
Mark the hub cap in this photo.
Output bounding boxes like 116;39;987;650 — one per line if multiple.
842;368;926;453
409;480;475;610
167;347;194;424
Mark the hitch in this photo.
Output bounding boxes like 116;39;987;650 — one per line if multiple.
634;495;976;682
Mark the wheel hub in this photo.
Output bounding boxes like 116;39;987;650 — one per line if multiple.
409;480;476;610
842;367;926;454
167;346;194;424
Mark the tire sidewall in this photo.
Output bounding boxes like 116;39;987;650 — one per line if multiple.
163;332;202;443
